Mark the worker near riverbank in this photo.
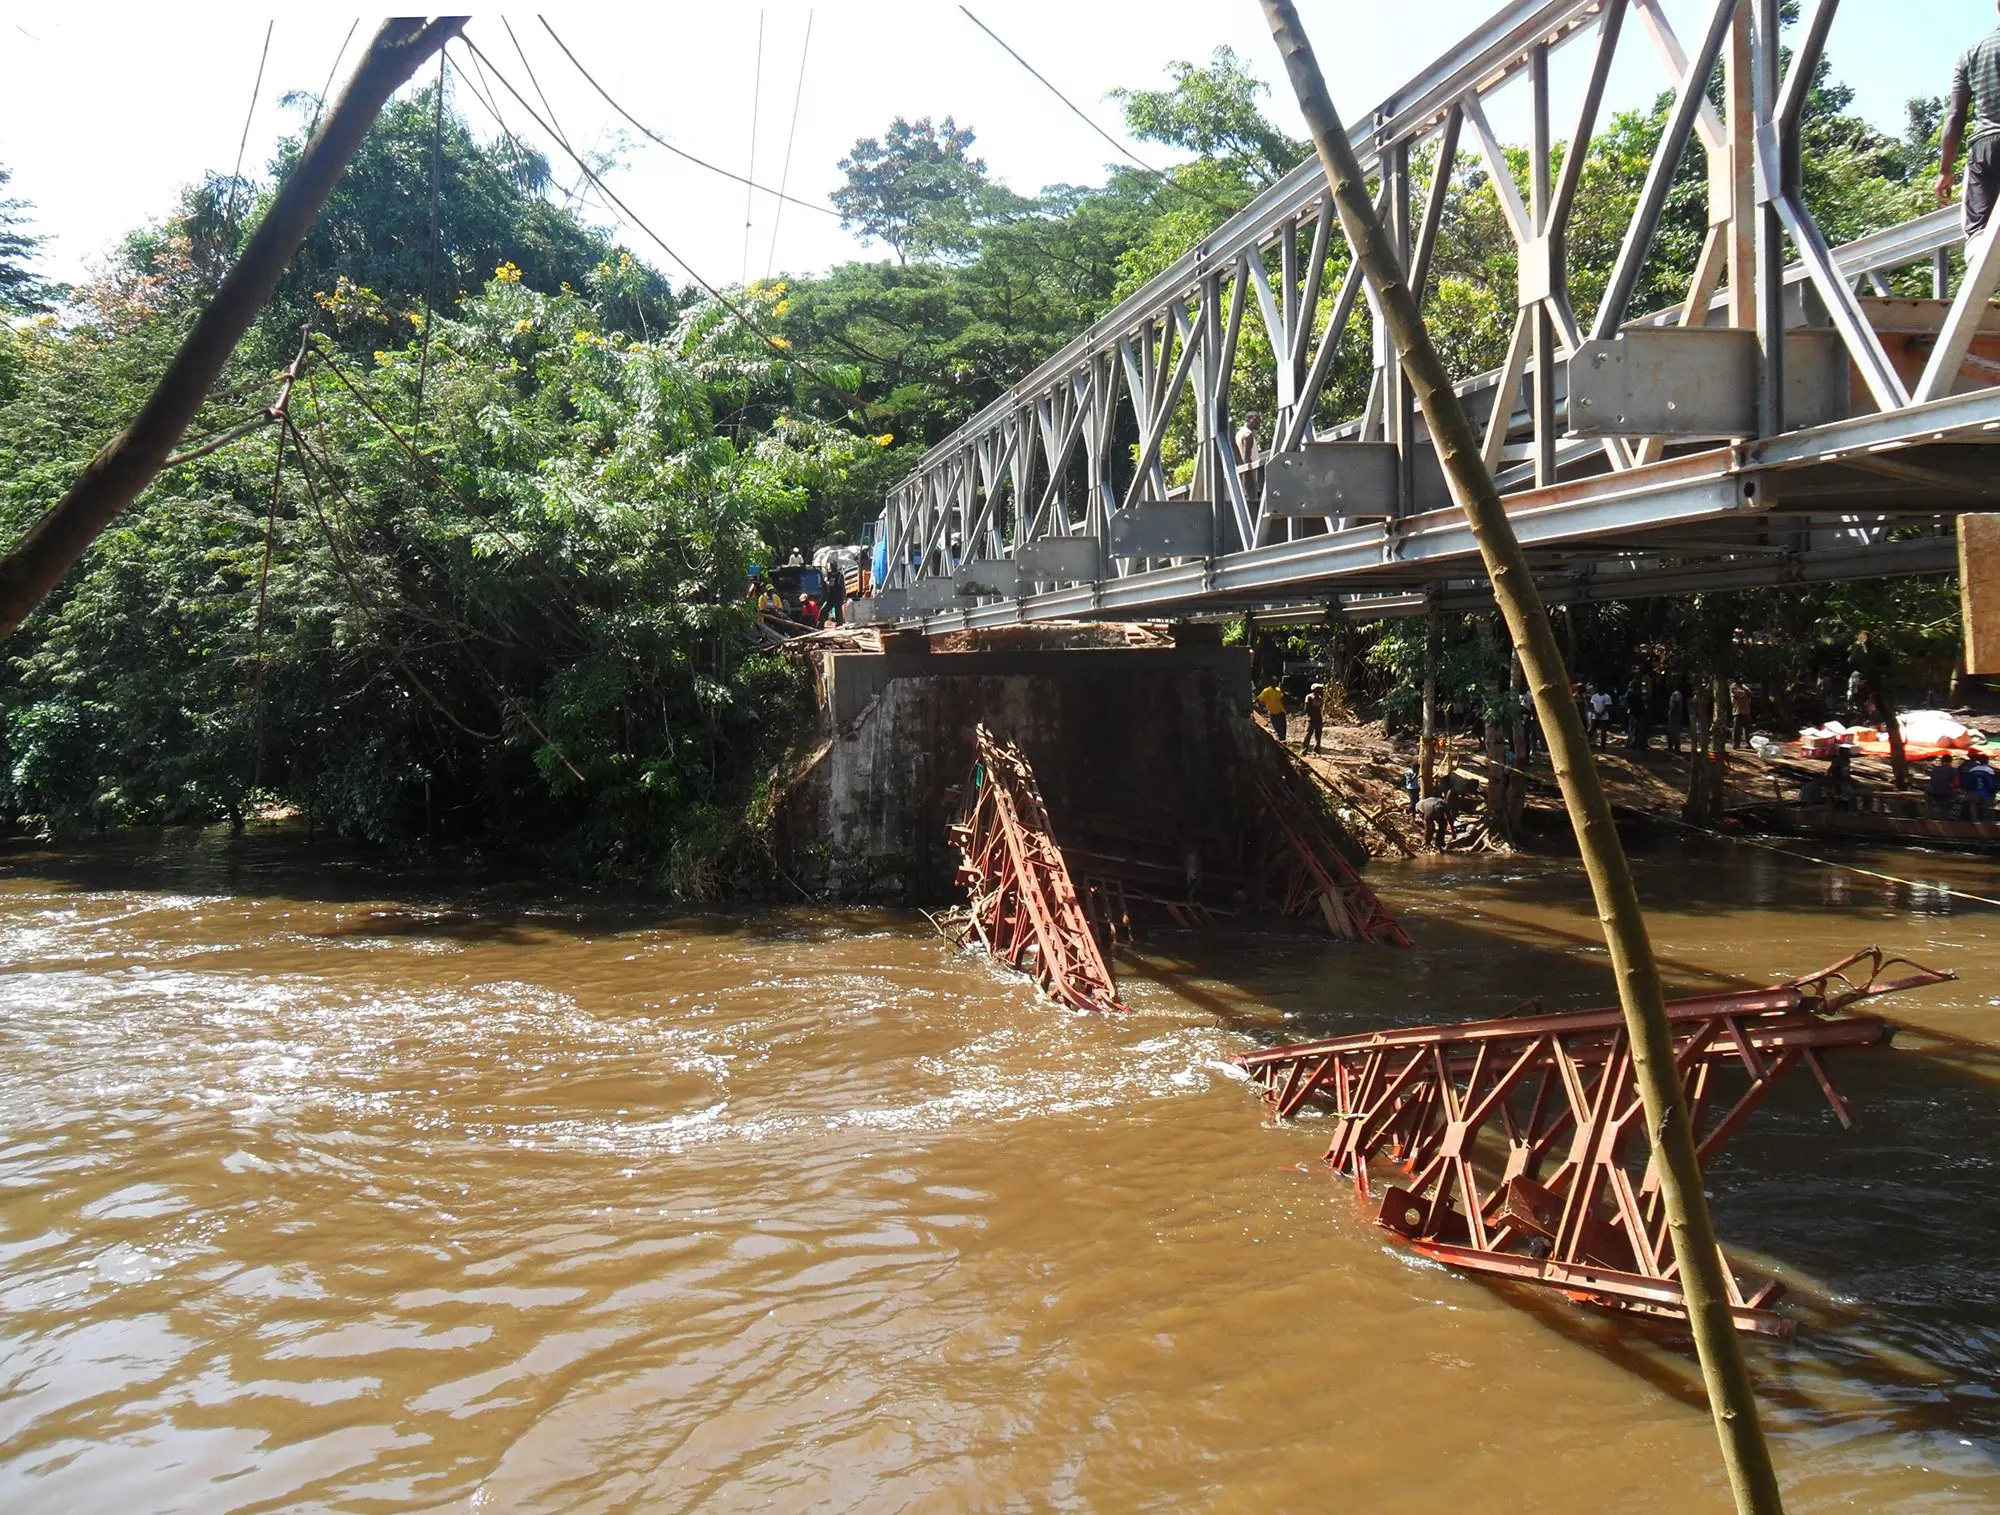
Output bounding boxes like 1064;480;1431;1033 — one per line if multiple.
1927;754;1962;819
1255;682;1288;743
1729;679;1753;749
1964;749;1999;822
1415;792;1453;850
821;558;847;625
1302;683;1326;753
1938;9;2000;239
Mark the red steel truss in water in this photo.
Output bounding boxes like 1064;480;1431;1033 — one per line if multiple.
1235;950;1955;1337
950;726;1127;1014
1250;763;1412;948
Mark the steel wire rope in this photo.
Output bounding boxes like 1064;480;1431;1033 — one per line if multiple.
248;330;317;791
764;10;814;281
415;49;447;424
250;421;286;788
956;6;1240;215
225;21;276;237
288;389;547;659
301;334;717;788
281;412;502;743
307;20;360;138
535;16;840;220
456;34;896;381
495;17;614;220
457;39;880;392
298;346;594;652
742;12;764;289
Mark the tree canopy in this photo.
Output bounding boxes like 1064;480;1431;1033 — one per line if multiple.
0;21;1969;885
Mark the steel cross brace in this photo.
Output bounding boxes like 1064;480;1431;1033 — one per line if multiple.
1234;948;1954;1335
949;725;1127;1014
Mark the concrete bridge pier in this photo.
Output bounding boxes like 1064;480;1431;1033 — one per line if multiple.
774;623;1255;903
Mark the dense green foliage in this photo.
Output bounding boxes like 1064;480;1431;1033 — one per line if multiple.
0;22;1973;887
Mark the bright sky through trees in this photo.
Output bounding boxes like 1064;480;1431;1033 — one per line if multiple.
0;0;1990;294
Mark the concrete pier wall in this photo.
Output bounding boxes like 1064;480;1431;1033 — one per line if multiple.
774;626;1253;902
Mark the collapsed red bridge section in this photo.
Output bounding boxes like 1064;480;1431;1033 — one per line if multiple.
949;724;1410;1014
951;725;1127;1014
1234;949;1954;1336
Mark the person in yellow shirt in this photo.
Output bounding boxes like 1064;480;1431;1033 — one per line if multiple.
1255;683;1288;744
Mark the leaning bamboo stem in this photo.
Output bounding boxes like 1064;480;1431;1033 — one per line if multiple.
1258;5;1783;1512
0;17;468;641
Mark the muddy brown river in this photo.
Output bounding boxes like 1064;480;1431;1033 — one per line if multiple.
1;826;1996;1511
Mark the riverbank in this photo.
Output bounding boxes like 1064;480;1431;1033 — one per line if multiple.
1289;714;2000;855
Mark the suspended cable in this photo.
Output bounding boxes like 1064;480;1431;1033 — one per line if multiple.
415;49;446;425
956;6;1237;214
455;35;894;379
742;11;765;288
765;10;814;280
250;421;286;789
535;16;840;219
495;19;624;230
306;332;592;640
307;19;359;138
500;16;567;147
225;20;276;236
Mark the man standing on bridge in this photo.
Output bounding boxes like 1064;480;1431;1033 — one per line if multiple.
1938;8;2000;240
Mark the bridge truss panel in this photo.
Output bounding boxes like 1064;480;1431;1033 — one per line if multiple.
867;0;2000;627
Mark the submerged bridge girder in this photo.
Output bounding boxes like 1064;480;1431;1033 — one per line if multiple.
862;0;2000;629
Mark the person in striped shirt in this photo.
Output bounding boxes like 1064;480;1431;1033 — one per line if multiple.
1939;9;2000;239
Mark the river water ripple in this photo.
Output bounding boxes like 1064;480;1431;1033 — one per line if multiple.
0;827;1996;1511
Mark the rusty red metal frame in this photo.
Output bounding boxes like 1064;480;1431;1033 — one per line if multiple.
1235;949;1953;1336
950;725;1127;1013
1252;765;1413;947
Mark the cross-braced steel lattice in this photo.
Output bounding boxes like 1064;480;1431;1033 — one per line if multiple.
868;0;1994;631
1235;949;1953;1335
1252;765;1413;947
950;725;1127;1013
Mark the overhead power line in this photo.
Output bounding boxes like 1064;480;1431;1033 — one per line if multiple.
535;16;840;220
225;20;276;235
956;5;1237;214
743;11;765;288
454;34;892;379
766;10;815;280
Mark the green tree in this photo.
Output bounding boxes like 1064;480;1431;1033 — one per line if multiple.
832;116;994;263
1111;46;1305;188
0;165;59;312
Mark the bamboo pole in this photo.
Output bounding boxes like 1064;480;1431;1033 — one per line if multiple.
0;18;468;641
1259;6;1783;1511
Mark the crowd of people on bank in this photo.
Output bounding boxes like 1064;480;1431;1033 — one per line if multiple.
1247;651;1991;845
750;549;870;632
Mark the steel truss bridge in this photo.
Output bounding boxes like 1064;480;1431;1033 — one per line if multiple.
860;0;2000;630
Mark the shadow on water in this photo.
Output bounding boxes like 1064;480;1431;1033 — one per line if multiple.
8;820;1996;1456
1130;854;2000;1456
0;823;913;948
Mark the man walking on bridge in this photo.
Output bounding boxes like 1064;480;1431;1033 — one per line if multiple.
1938;8;2000;239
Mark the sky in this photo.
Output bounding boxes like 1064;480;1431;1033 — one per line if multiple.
0;1;1993;298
